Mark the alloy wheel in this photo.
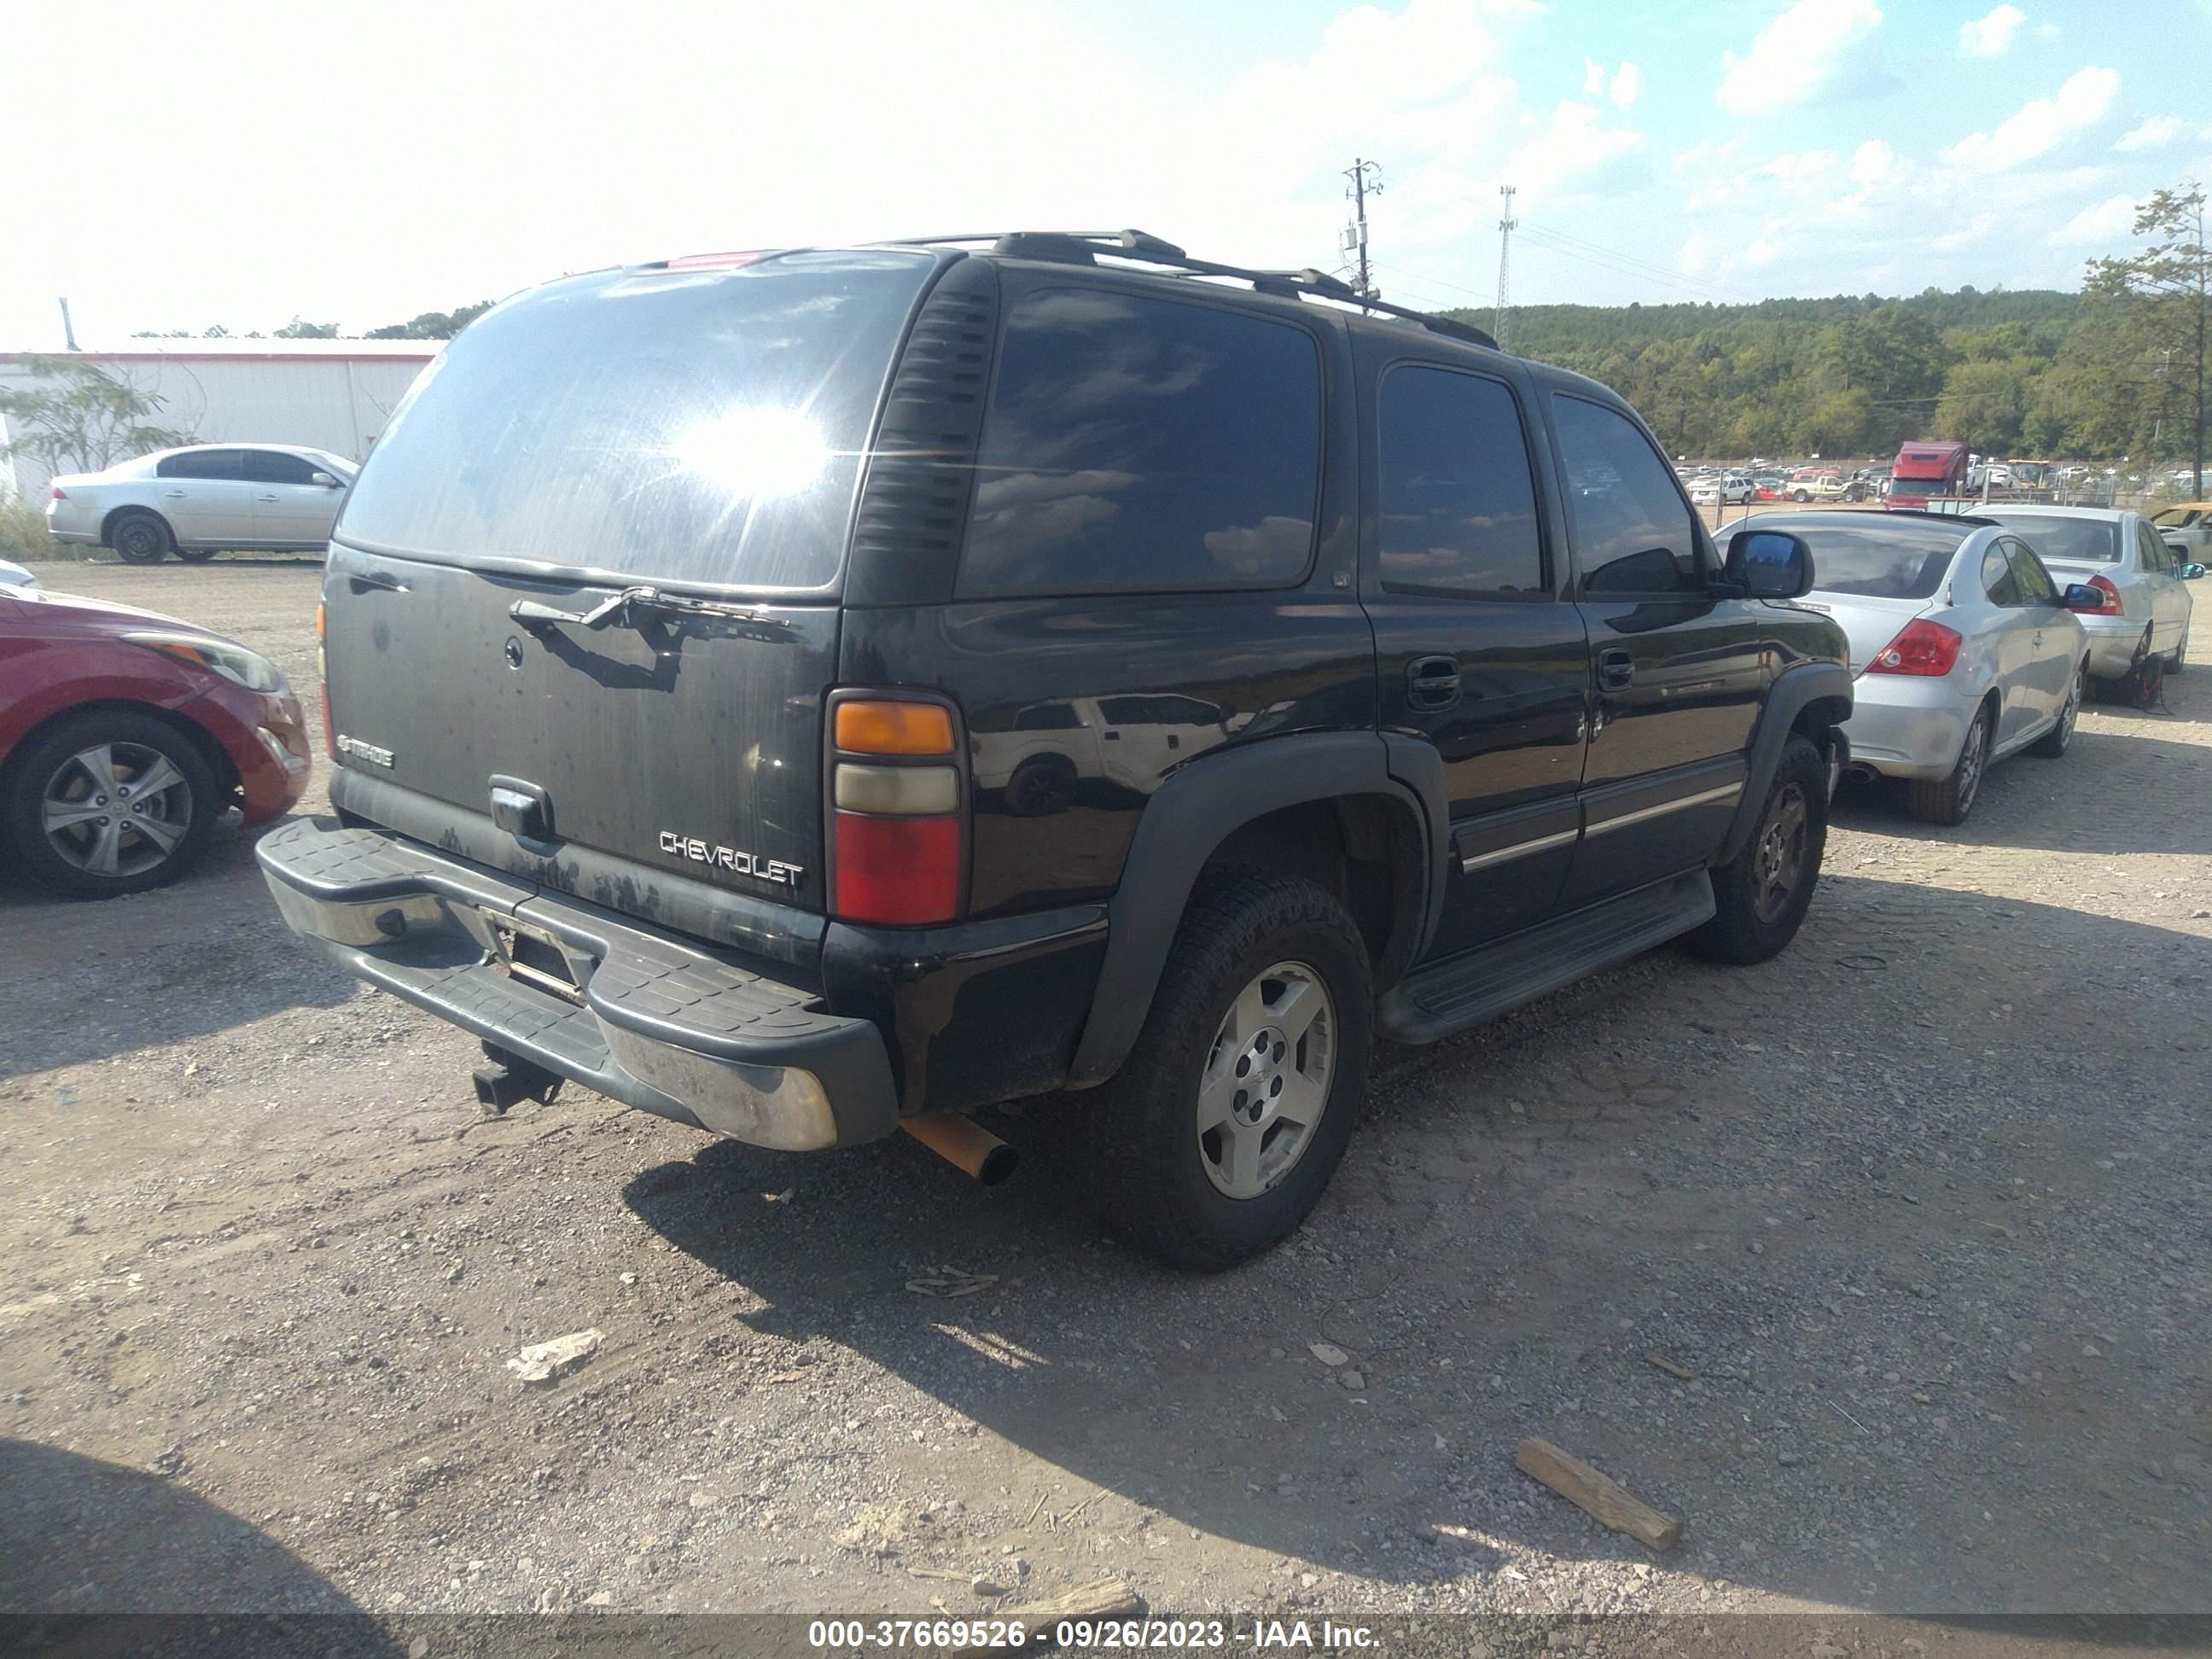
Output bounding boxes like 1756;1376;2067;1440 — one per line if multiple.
1195;961;1335;1200
1751;783;1808;924
1955;718;1988;813
2057;667;2081;748
41;742;195;879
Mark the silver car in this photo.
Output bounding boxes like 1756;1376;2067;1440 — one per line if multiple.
44;444;358;564
1973;504;2196;684
1743;511;2093;826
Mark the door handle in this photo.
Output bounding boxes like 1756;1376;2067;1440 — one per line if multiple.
2033;631;2043;646
254;493;279;503
1597;648;1636;692
1406;655;1460;709
163;490;186;498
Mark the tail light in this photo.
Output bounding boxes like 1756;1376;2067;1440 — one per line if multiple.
49;485;67;500
2085;573;2126;614
316;602;336;760
1866;618;1964;676
829;696;963;925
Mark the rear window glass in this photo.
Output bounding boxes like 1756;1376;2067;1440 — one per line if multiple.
1776;515;1966;599
1987;515;2122;563
335;251;935;591
956;289;1322;598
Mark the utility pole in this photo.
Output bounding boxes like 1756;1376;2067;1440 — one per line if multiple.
1493;184;1518;350
1343;159;1382;300
58;298;79;352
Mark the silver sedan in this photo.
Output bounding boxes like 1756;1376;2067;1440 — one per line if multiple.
1738;511;2094;826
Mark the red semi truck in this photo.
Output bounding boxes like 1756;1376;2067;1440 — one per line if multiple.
1887;440;1970;509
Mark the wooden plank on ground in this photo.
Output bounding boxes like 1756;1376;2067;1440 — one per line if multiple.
1515;1435;1683;1551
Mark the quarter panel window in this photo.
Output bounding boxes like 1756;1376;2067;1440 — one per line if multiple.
2138;523;2170;572
957;289;1324;598
1377;364;1545;597
1982;545;2023;606
1551;395;1703;595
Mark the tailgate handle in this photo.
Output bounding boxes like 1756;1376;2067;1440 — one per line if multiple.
489;775;554;841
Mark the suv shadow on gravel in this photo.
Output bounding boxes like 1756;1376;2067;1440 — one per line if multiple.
259;229;1849;1270
616;873;2212;1613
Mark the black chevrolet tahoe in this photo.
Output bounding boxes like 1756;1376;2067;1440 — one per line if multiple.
259;230;1851;1269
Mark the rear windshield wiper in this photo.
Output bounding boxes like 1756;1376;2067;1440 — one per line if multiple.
509;585;789;633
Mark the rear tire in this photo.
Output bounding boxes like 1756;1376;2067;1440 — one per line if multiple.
1688;735;1827;965
1907;702;1991;825
109;511;172;564
3;708;220;899
1080;870;1372;1272
2030;660;2085;756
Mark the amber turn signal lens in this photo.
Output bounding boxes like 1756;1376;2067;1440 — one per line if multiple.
835;700;954;755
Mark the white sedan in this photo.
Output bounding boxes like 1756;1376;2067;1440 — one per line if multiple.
45;444;358;564
1739;510;2096;826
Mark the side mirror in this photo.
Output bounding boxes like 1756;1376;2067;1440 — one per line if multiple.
311;471;342;488
2184;562;2207;580
1724;528;1814;598
2061;583;2106;612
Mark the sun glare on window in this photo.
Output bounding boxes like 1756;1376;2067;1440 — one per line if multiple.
665;407;830;498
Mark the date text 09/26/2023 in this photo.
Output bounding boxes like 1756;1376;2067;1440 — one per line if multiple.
806;1618;1378;1650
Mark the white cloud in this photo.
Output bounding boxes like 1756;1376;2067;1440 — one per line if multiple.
1584;59;1604;96
1743;237;1782;267
1679;233;1714;276
2050;193;2139;246
1718;0;1884;116
1850;139;1901;188
2116;114;2191;151
1499;102;1644;203
2036;20;2058;37
1958;4;2025;57
1761;149;1841;181
1610;61;1642;109
1943;66;2121;172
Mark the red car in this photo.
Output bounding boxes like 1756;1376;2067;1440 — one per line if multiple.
0;579;311;898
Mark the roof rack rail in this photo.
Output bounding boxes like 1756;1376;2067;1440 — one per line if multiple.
883;229;1501;352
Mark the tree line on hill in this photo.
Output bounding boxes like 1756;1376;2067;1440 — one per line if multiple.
1455;186;2207;472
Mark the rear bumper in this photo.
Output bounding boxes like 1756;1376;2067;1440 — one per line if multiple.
1840;674;1979;781
2077;614;2145;679
256;818;899;1150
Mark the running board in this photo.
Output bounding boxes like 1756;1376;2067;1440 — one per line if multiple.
1377;871;1715;1045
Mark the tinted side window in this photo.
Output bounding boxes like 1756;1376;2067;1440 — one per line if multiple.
1377;365;1545;597
244;450;320;485
958;290;1323;598
1551;395;1702;594
2138;522;2170;572
2006;540;2058;605
158;450;246;480
1982;545;2023;605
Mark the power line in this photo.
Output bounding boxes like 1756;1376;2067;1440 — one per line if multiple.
1494;185;1518;349
1516;218;1766;304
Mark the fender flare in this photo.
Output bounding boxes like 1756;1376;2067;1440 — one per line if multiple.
1065;731;1447;1088
1716;661;1853;865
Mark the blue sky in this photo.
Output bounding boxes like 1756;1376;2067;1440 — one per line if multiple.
4;0;2209;346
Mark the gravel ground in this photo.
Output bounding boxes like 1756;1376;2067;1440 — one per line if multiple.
3;561;2208;1631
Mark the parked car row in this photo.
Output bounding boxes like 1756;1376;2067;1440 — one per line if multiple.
1755;504;2197;825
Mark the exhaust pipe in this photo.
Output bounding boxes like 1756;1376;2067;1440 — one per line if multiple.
902;1114;1018;1186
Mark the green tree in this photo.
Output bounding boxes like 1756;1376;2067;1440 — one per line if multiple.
2083;183;2209;492
1935;359;2038;454
273;317;340;339
364;300;494;340
0;356;196;474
